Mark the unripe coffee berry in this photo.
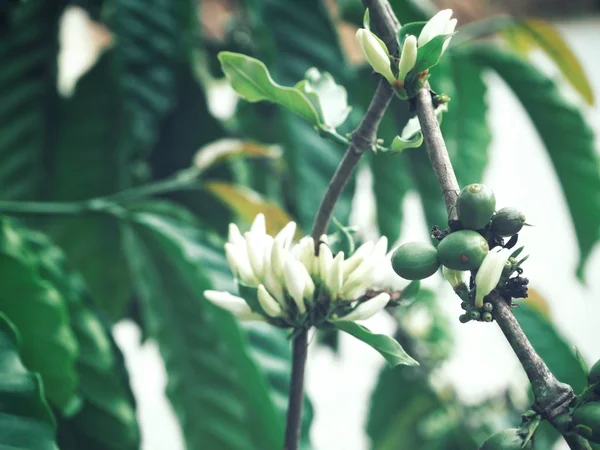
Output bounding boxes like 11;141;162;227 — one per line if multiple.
572;403;600;443
491;207;526;237
469;310;481;321
479;428;532;449
589;359;600;385
482;312;493;322
457;184;496;230
437;230;489;271
392;242;440;280
483;303;493;312
459;314;470;323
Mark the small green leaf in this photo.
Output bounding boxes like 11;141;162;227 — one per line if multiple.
574;347;589;383
399;280;421;301
389;132;424;153
397;21;426;47
295;68;351;129
0;312;58;450
413;34;454;74
218;52;320;126
333;321;418;367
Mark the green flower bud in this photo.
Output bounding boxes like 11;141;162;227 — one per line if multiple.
457;184;496;230
391;241;440;280
479;428;532;449
482;312;493;322
459;313;470;323
572;403;600;443
437;230;489;271
491;207;526;237
483;302;493;312
469;310;481;321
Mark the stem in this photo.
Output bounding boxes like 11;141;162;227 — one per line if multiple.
413;87;582;447
414;87;460;221
0;200;87;215
284;1;401;447
284;329;308;450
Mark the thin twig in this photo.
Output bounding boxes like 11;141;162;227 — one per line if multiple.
413;79;583;448
284;1;401;448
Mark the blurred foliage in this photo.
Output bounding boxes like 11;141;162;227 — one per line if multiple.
0;0;597;448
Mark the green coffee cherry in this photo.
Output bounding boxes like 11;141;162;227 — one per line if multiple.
483;303;493;312
459;314;470;323
437;230;489;270
589;359;600;385
479;428;532;450
572;403;600;443
482;312;493;322
491;207;526;237
457;184;496;230
392;242;440;280
469;310;481;321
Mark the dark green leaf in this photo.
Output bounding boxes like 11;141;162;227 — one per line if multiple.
412;34;453;74
20;230;140;450
514;302;587;393
0;218;79;412
437;51;491;186
219;52;320;126
397;22;426;47
122;204;285;450
334;321;418;367
0;313;58;450
0;1;62;200
44;55;132;321
470;45;600;278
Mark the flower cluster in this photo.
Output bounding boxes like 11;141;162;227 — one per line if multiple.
204;214;392;327
356;9;456;93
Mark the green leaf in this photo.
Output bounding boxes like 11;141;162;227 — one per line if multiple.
333;321;418;367
436;50;491;185
43;55;132;321
412;34;453;74
295;68;351;129
0;218;79;413
113;0;186;156
20;230;140;450
0;313;58;450
262;0;356;230
397;22;426;47
0;1;62;200
470;45;600;278
122;204;285;450
219;52;320;126
505;19;594;105
399;280;420;301
514;302;587;394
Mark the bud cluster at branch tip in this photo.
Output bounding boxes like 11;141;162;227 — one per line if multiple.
204;214;393;327
355;9;456;96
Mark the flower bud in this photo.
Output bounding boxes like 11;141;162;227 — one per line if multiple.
250;213;266;235
356;28;395;84
418;9;453;47
228;223;245;247
474;247;513;308
245;232;268;279
337;293;390;321
204;290;264;321
225;243;257;285
257;284;283;317
326;252;344;298
274;221;296;248
397;35;417;82
284;256;307;314
319;243;334;281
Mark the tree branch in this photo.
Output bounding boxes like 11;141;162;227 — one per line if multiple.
284;1;401;448
413;81;582;448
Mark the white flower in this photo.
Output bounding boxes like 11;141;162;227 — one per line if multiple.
418;9;454;47
356;28;395;84
204;214;391;325
474;247;513;308
397;35;417;82
204;290;264;321
336;293;391;321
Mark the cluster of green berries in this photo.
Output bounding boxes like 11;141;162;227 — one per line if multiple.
568;359;600;443
391;184;528;322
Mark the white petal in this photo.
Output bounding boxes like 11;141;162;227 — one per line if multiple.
296;237;317;276
245;232;267;278
274;221;297;248
397;35;418;81
319;243;334;281
327;251;344;299
270;240;287;280
263;267;286;305
357;28;395;83
372;236;388;260
343;242;374;277
441;18;457;53
250;213;266;235
442;266;466;290
228;223;245;247
204;290;263;321
337;293;390;321
284;257;306;314
303;271;316;300
418;9;453;47
474;247;512;308
257;284;283;317
225;243;257;285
